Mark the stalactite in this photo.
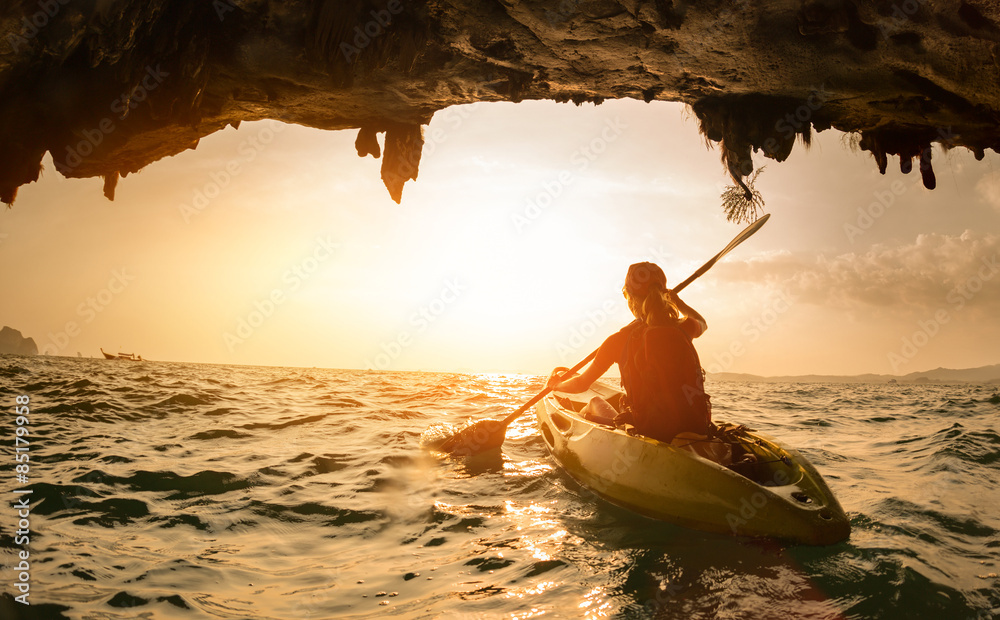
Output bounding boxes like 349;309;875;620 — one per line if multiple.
0;0;998;207
380;123;423;204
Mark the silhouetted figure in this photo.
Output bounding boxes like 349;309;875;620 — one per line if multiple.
545;262;711;443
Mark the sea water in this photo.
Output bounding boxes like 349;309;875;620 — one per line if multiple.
0;355;998;619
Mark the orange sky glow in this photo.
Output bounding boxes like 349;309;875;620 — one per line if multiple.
2;99;998;376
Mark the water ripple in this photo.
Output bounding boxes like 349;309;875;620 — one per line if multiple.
0;356;997;619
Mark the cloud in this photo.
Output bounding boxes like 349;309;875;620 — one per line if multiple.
976;175;1000;213
716;231;1000;312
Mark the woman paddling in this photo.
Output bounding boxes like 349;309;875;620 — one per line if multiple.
545;261;712;443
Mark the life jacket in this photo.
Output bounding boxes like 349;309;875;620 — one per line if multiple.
618;320;711;443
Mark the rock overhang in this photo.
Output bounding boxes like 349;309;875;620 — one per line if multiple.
2;0;999;208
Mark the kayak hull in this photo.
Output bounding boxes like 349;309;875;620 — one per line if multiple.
535;382;851;545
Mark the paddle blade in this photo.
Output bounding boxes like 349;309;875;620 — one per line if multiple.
720;212;770;256
673;213;770;293
433;418;509;456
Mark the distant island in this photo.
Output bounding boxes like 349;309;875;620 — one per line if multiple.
709;363;1000;384
0;326;38;356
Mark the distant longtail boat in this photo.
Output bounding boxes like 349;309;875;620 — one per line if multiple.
100;348;143;361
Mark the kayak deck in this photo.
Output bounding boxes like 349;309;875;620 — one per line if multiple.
535;381;851;545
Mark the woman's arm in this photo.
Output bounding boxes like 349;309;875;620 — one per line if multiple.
666;290;707;338
546;329;627;393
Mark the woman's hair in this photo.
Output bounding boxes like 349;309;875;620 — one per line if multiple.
633;281;679;324
624;262;679;324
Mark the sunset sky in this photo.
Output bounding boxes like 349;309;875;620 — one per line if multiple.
1;99;998;376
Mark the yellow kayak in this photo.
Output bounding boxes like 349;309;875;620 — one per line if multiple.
535;381;851;545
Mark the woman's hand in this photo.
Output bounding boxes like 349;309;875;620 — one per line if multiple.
665;288;684;308
546;367;573;391
667;288;707;336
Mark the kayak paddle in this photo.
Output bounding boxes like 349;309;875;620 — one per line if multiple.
435;213;771;457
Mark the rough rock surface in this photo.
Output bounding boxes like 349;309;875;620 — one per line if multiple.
2;0;999;205
0;326;38;356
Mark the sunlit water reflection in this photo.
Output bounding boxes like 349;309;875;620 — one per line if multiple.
0;357;997;619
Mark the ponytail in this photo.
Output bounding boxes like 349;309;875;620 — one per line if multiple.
639;282;678;324
623;262;678;324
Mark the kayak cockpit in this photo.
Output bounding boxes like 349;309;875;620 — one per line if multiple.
552;391;803;488
536;381;851;545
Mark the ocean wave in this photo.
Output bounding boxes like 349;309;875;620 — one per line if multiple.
241;413;328;430
2;359;998;619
